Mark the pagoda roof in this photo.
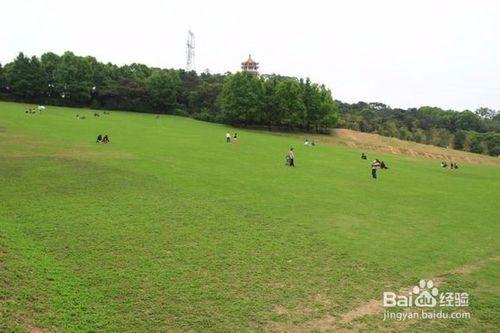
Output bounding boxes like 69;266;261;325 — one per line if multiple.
241;54;258;66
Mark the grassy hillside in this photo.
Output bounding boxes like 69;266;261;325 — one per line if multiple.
0;101;499;332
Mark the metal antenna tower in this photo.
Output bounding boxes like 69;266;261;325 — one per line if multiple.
186;30;195;71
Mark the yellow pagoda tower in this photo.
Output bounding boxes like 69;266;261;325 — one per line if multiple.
241;54;259;74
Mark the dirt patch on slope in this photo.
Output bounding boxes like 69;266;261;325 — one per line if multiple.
330;129;499;165
268;128;499;165
265;256;498;332
28;327;47;333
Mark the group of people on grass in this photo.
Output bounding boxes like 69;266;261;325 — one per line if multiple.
25;105;45;114
219;130;469;179
225;131;238;144
25;108;38;114
370;158;388;179
303;139;316;146
96;134;110;144
77;111;109;119
441;161;459;169
363;153;389;179
284;147;388;178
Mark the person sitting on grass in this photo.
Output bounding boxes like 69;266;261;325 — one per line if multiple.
102;134;109;143
311;140;316;146
441;161;447;168
380;161;388;169
454;163;459;169
304;139;309;146
96;134;102;143
361;152;367;160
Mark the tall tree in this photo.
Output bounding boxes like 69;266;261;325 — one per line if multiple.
302;78;321;131
7;53;46;100
315;85;339;132
262;76;280;128
219;72;264;125
40;52;61;98
54;52;93;104
475;107;496;120
274;79;306;128
0;63;6;92
146;70;181;113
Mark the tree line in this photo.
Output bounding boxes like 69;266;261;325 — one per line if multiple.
0;51;338;132
338;102;500;156
0;51;498;156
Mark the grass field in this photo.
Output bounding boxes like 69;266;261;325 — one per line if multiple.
0;101;499;332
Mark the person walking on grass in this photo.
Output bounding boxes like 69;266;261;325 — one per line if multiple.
371;159;381;179
226;131;231;143
288;147;295;167
233;132;238;144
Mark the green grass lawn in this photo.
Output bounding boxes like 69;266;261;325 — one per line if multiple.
0;101;499;332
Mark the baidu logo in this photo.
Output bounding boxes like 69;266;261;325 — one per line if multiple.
383;279;468;308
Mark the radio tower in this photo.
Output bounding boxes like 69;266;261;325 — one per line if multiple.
186;30;195;71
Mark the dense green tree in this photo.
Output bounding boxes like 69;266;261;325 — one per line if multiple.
219;72;264;125
0;63;6;92
455;110;483;132
301;78;321;130
429;128;452;148
40;52;61;98
379;120;398;137
359;107;377;132
7;53;47;100
453;130;467;150
398;126;413;141
274;79;306;128
475;107;496;120
146;70;181;113
483;132;500;156
262;76;280;128
413;128;427;143
315;85;339;131
54;52;93;104
178;70;200;113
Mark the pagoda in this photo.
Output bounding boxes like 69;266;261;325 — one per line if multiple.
241;54;259;74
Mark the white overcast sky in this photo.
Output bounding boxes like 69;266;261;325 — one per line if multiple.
1;0;499;110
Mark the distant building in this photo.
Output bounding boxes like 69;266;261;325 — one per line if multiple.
241;54;259;74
